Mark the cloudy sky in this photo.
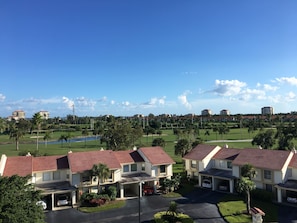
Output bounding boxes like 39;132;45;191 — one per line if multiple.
0;0;297;118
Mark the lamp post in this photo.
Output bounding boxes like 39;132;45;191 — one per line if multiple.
138;181;144;223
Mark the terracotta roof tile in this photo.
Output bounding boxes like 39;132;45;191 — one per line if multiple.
68;150;121;173
114;150;144;164
3;156;33;177
232;148;292;170
138;147;175;166
289;153;297;168
183;144;219;160
213;148;240;160
33;155;69;172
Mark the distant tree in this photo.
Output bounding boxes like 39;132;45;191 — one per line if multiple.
252;129;275;149
174;139;191;156
82;128;89;148
101;119;142;150
32;112;43;151
0;175;45;223
217;124;229;139
152;138;166;147
91;163;110;193
9;122;25;151
43;131;52;148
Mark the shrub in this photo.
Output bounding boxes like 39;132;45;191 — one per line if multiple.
154;211;193;223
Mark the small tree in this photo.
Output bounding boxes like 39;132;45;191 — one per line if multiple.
91;163;110;193
237;177;256;214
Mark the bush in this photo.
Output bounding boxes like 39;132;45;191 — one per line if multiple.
107;186;117;200
154;211;193;223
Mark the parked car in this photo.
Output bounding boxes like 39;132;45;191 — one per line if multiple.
202;179;212;189
57;195;69;206
143;185;154;195
219;181;229;191
287;197;297;203
36;200;47;210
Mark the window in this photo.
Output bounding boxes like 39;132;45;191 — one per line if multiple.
42;172;51;181
160;165;166;173
191;160;197;168
123;165;129;173
264;170;272;180
82;172;90;182
53;171;60;180
227;161;232;169
141;163;145;171
131;164;137;172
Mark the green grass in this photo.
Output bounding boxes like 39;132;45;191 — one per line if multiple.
218;194;278;223
78;200;126;213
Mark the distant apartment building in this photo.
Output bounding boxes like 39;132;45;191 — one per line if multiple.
39;111;50;120
8;110;26;121
201;109;212;116
220;109;230;116
261;106;274;115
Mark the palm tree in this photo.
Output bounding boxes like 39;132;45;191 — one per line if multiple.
237;163;257;214
9;124;25;151
32;112;42;151
91;163;110;193
237;177;256;214
43;131;52;148
241;163;256;179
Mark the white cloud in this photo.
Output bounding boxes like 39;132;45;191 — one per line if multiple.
285;91;296;102
178;91;192;110
275;77;297;86
263;84;278;91
122;101;130;106
213;79;246;96
0;94;6;102
62;96;74;110
143;96;166;107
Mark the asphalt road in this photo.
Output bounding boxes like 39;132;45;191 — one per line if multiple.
45;188;226;223
45;188;297;223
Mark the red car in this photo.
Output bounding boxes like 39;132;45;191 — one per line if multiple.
142;185;154;195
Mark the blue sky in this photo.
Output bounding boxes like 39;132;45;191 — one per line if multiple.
1;0;297;118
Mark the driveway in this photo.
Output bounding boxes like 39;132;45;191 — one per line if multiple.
45;188;226;223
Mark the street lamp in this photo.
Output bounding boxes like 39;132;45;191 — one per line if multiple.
138;181;144;223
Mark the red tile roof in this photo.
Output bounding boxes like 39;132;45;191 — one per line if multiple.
68;150;121;173
232;148;292;170
3;156;33;177
138;147;175;166
183;144;219;161
289;153;297;168
213;148;241;160
114;150;144;164
33;155;69;172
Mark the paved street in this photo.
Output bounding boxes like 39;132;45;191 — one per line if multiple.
45;188;297;223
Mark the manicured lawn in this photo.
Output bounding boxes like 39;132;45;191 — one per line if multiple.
218;194;278;223
78;200;126;213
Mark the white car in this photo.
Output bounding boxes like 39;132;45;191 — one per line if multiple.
202;179;212;188
57;195;69;206
36;200;47;210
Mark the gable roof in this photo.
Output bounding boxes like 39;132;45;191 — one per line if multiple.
183;144;220;161
289;153;297;169
114;150;144;164
138;147;175;166
67;150;121;173
33;155;69;172
3;156;33;177
232;148;292;170
213;148;241;161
